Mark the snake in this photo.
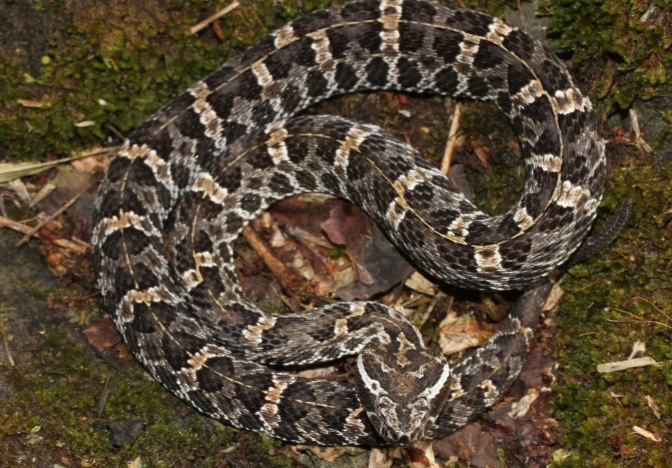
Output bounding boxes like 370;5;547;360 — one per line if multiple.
92;0;606;447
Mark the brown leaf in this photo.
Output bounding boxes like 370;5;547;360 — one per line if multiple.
405;443;433;465
271;196;340;240
433;423;499;468
291;445;347;462
438;313;490;356
321;202;414;300
70;151;109;173
83;316;121;352
321;202;372;253
470;137;491;167
645;395;662;419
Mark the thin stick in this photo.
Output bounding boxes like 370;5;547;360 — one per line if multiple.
608;307;672;331
17;185;91;246
0;146;118;184
0;215;89;254
634;295;671;321
53;238;89;254
242;225;300;290
96;376;113;417
190;1;240;35
440;102;462;174
0;317;14;367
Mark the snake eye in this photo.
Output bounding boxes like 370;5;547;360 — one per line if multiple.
378;396;393;409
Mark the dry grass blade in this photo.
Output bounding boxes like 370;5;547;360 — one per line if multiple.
17;184;92;246
190;1;240;35
0;215;89;254
608;306;672;331
440;102;462;174
0;315;14;367
0;147;117;184
596;357;659;373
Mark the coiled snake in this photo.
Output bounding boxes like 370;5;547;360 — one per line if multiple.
92;0;605;446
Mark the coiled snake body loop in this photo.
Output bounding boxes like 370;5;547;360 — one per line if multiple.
93;0;605;446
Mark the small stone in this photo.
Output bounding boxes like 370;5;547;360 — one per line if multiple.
108;420;144;447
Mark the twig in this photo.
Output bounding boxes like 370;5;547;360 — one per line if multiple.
608;306;672;330
104;123;125;142
0;146;118;184
417;293;449;328
597;356;658;373
440;102;462;174
190;1;240;35
0;215;89;254
629;108;652;153
634;295;671;322
17;184;91;246
96;375;113;417
242;225;300;290
0;316;14;367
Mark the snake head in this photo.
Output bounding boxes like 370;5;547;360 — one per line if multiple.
355;337;451;446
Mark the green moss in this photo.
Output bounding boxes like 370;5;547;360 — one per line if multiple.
542;0;672;113
552;151;672;465
0;320;295;465
0;0;329;161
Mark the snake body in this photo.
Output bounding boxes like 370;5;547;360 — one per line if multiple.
92;0;605;446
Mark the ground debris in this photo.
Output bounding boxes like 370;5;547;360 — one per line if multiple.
108;420;144;447
83;316;122;353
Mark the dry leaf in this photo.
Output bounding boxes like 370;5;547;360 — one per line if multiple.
292;445;347;463
296;366;337;380
470;137;490;167
627;340;646;360
377;441;439;468
645;395;662;419
432;423;499;466
404;272;437;295
83;316;122;352
509;388;540;419
632;426;661;442
406;440;439;468
438;313;486;356
542;282;564;313
4;178;32;205
17;98;44;108
368;448;391;468
75;120;95;128
71;150;109;172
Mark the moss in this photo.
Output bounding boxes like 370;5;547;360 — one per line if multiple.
0;0;329;161
0;319;295;465
552;149;672;465
542;0;672;113
461;103;525;215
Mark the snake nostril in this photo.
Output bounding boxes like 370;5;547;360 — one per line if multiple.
394;434;412;447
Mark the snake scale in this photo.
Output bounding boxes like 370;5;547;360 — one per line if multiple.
92;0;605;446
